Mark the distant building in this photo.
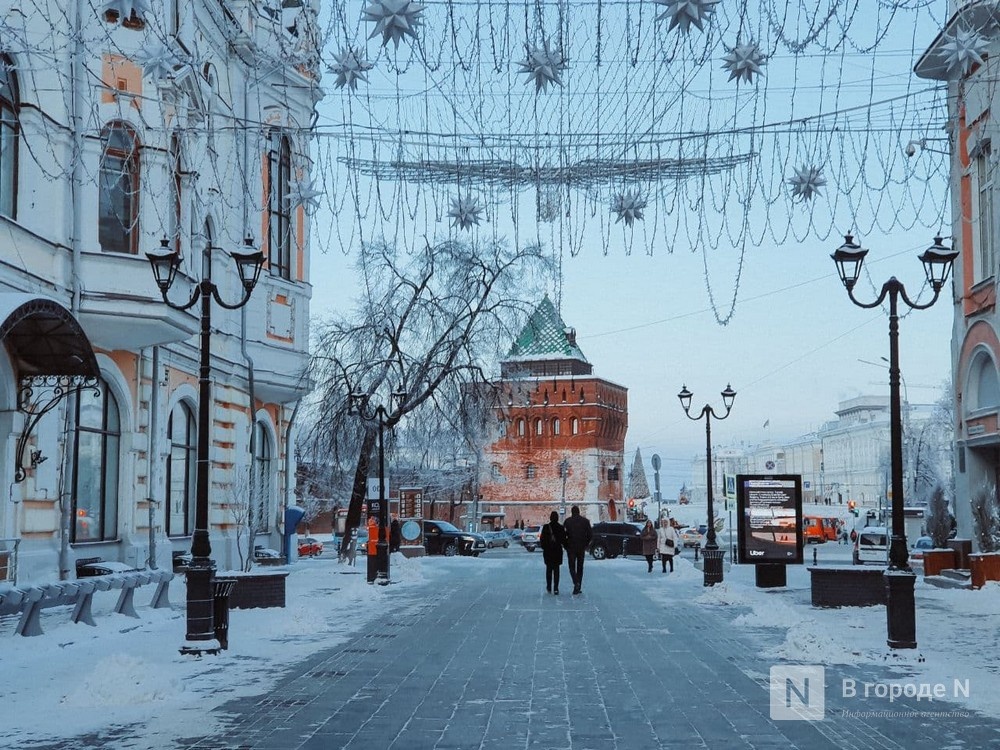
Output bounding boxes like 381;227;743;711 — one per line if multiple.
478;296;627;526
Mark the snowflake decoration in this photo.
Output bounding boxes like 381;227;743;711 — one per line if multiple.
133;41;183;82
448;195;483;230
653;0;720;34
941;27;990;79
611;189;648;227
721;42;766;84
101;0;152;22
329;46;374;91
288;178;324;213
363;0;425;49
787;165;826;203
518;38;568;93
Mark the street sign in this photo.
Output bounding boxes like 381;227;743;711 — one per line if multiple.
651;454;661;471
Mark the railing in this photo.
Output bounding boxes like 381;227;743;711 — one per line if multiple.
0;539;20;585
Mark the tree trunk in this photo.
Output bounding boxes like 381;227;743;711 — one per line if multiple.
339;427;376;558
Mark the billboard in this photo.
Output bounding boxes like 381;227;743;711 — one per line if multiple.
736;474;803;565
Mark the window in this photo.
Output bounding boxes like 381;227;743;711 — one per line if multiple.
166;401;196;536
534;418;543;436
168;133;182;252
99;122;140;254
70;381;120;543
552;418;561;435
974;353;1000;410
491;463;502;479
0;55;17;219
253;421;272;532
268;132;292;279
977;143;995;282
517;418;525;436
526;463;536;479
607;465;620;481
571;417;579;435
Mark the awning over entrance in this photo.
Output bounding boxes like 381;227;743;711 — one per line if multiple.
0;294;100;379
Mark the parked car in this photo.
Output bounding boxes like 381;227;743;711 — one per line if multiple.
589;522;644;559
355;528;369;555
484;530;512;549
423;520;487;556
679;526;706;548
853;526;889;565
521;525;542;551
254;545;282;561
909;536;934;562
297;537;324;557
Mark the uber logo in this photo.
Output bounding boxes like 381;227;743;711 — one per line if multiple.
770;665;825;721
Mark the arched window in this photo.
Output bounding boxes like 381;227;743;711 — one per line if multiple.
534;418;543;436
0;55;18;219
99;122;140;254
166;401;196;536
571;417;579;435
517;418;525;436
268;132;292;279
974;353;1000;410
552;418;561;435
70;381;120;543
253;421;272;532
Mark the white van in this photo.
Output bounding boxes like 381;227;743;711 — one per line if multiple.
853;526;889;565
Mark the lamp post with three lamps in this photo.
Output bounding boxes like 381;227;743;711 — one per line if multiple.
678;383;736;587
348;389;407;584
146;236;264;654
831;234;958;649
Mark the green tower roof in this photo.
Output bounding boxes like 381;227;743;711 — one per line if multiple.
507;295;588;362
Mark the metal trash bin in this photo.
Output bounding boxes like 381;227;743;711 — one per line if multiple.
212;577;238;650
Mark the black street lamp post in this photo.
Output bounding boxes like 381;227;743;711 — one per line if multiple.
831;234;958;649
348;389;406;584
678;383;736;587
146;237;264;654
559;458;569;518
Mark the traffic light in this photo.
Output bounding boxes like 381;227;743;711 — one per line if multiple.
627;499;636;509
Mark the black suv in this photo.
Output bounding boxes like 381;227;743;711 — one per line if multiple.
422;520;488;557
589;522;644;559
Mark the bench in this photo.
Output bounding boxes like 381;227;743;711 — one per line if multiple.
0;567;174;637
809;565;887;607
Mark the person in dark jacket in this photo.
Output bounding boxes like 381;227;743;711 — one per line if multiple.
389;516;402;553
640;519;657;572
562;505;593;595
540;510;567;594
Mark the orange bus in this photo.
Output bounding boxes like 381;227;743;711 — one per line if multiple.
802;515;840;543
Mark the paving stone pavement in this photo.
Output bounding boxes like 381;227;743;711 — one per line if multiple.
162;554;1000;750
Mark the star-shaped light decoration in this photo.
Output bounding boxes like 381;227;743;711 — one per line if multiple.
653;0;720;34
101;0;152;22
288;178;324;213
133;41;183;82
518;38;568;93
721;42;766;84
940;27;990;79
329;46;374;91
363;0;425;49
787;165;826;203
611;189;648;227
448;195;483;231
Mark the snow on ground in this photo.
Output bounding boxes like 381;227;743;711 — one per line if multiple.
0;550;446;748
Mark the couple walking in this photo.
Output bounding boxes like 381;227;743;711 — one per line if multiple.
640;518;680;573
539;506;592;595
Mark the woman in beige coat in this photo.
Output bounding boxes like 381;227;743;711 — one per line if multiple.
656;518;680;573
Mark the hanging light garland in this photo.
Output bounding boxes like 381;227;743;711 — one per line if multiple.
787;165;827;203
611;190;648;227
363;0;425;49
518;38;567;93
448;195;484;230
721;42;766;84
653;0;720;34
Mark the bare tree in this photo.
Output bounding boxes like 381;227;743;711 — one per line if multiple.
302;238;551;557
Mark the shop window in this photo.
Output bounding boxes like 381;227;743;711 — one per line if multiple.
70;381;120;543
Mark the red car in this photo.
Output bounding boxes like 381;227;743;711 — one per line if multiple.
297;537;324;557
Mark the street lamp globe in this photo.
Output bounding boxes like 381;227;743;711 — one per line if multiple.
918;236;959;292
230;237;265;294
721;383;736;412
831;234;867;291
146;238;181;293
677;385;693;414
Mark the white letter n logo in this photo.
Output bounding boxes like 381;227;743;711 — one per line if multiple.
770;666;825;721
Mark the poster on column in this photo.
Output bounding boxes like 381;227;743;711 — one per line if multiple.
736;474;803;565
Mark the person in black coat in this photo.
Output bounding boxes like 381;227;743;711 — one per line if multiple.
389;516;402;553
540;510;567;594
562;505;593;595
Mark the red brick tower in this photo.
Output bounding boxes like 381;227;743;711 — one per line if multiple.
478;296;627;526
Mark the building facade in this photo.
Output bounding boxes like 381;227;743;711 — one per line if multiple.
478;296;627;526
0;0;319;583
916;3;1000;547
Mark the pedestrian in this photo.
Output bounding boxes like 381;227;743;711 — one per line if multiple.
390;515;401;553
656;518;680;572
562;505;592;595
640;519;657;572
540;510;567;594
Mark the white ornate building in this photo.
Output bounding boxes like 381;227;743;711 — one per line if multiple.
0;1;319;583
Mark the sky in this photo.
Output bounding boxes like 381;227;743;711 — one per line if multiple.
3;538;997;748
306;1;955;493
